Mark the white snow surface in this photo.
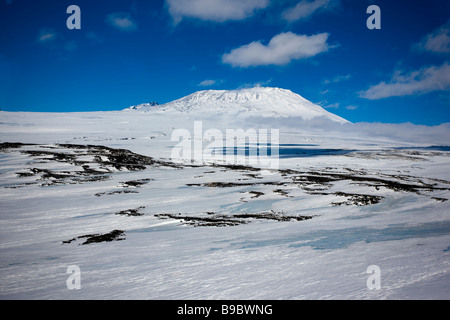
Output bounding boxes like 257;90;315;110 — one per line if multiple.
0;90;449;300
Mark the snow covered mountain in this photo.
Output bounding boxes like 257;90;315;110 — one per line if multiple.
127;87;349;123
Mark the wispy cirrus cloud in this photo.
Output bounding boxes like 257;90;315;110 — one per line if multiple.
166;0;269;24
360;63;450;100
322;74;351;85
37;28;57;43
106;12;138;31
36;28;77;54
320;102;340;109
198;79;223;87
222;32;331;67
361;21;450;100
413;20;450;54
282;0;333;22
317;100;358;111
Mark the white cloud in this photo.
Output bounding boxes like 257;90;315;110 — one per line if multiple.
282;0;331;22
414;20;450;54
222;32;330;67
322;74;351;84
37;28;57;43
323;102;340;109
360;63;450;99
237;79;273;89
198;79;217;86
106;12;138;31
166;0;269;24
317;99;339;109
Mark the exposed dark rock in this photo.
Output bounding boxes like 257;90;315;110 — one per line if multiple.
331;192;384;206
187;181;283;188
212;163;261;172
115;206;145;216
248;191;264;198
62;230;125;245
155;213;245;227
95;190;139;197
232;212;313;222
155;211;314;227
120;179;152;188
273;189;291;197
0;142;32;150
3;142;450;223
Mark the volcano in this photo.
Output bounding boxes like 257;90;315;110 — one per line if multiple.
127;87;349;123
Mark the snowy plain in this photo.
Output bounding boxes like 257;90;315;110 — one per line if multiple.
0;88;449;300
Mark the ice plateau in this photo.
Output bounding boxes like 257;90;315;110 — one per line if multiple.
0;87;449;301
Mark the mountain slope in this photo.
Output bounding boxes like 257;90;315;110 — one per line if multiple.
127;87;349;123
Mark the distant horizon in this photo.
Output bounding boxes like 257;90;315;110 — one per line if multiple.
2;84;450;128
1;0;449;125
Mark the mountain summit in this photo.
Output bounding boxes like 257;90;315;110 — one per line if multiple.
127;87;349;123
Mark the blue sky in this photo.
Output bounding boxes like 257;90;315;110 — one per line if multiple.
0;0;449;125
